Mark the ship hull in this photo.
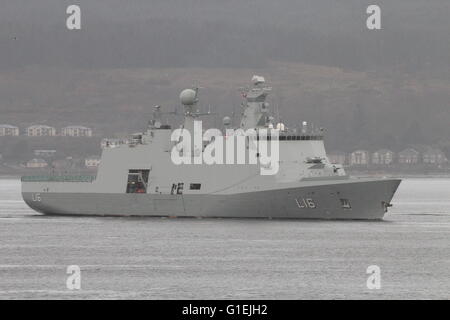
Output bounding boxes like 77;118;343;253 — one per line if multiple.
22;179;401;220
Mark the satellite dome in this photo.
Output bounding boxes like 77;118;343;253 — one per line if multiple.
180;89;197;106
223;116;231;126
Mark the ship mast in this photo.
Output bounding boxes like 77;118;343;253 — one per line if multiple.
239;75;272;130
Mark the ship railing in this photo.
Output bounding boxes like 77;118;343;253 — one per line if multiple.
101;138;127;148
254;134;324;141
277;134;324;141
21;175;96;183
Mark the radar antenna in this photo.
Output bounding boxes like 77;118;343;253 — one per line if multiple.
179;87;217;117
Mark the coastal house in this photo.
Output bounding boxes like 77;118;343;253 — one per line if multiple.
26;125;56;137
349;150;370;165
372;149;395;165
85;156;101;168
422;148;448;165
26;158;48;168
61;126;93;137
0;124;19;136
327;151;347;165
398;148;420;164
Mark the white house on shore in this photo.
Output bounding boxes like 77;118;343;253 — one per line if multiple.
328;151;347;165
26;158;48;168
422;148;448;165
85;156;101;168
26;125;56;137
349;150;370;165
398;148;420;164
61;126;93;137
0;124;19;136
372;149;395;165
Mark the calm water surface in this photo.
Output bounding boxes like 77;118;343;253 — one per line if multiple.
0;178;449;299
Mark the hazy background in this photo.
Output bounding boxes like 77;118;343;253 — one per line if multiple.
1;0;450;155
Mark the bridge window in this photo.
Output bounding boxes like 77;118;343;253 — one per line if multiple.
190;183;201;190
340;198;352;209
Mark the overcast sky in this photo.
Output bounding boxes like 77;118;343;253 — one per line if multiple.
2;0;450;71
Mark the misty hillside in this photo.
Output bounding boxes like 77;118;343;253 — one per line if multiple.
0;0;450;154
1;62;449;153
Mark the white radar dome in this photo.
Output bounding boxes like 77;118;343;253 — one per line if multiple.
180;89;197;106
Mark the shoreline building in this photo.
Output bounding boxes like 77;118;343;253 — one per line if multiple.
349;150;370;165
26;125;56;137
328;151;347;165
398;148;420;165
422;148;448;165
372;149;395;165
0;124;19;136
85;156;101;168
26;158;48;168
61;126;93;137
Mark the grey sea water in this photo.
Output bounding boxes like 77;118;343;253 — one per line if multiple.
0;178;449;299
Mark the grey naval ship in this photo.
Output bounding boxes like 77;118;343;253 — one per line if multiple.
22;76;401;219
